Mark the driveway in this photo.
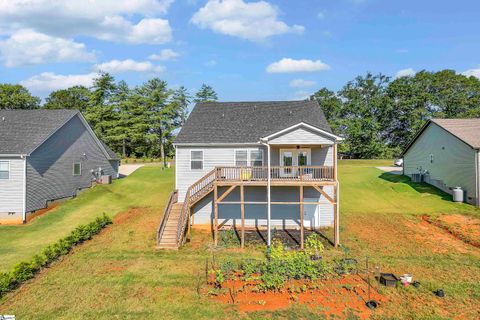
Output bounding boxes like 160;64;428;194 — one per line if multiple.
119;164;144;177
376;166;402;175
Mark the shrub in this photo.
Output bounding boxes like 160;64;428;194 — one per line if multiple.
305;234;324;258
0;213;112;298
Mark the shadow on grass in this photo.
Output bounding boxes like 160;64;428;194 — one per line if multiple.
378;172;453;202
219;228;334;249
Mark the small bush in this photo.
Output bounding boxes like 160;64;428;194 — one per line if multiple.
0;213;112;298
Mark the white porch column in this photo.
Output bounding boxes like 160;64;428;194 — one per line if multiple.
260;140;272;246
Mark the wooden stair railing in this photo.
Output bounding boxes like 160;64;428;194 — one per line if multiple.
175;169;217;247
156;190;178;247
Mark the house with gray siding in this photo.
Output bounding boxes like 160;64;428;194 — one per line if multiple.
157;101;343;249
0;109;120;224
403;118;480;206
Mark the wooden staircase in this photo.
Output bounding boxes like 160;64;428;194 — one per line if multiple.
156;169;217;249
157;203;183;249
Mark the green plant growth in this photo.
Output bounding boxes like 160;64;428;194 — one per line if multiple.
0;214;112;298
219;229;240;248
216;234;333;292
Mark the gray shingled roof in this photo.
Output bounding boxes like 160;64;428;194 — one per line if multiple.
175;100;332;144
0;109;79;155
432;118;480;149
0;109;120;160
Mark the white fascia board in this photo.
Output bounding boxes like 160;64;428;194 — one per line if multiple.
261;122;343;142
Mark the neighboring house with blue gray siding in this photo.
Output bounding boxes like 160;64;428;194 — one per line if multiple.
0;110;120;224
157;101;343;249
403;119;480;206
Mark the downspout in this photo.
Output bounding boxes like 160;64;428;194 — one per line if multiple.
21;155;27;223
260;139;271;246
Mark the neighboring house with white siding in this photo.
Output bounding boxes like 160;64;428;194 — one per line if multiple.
0;109;120;224
157;101;343;249
402;118;480;206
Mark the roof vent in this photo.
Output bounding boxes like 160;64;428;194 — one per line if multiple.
1;117;4;121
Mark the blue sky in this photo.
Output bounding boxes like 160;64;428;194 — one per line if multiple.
1;0;479;101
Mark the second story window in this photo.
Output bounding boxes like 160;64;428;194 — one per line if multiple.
0;161;9;179
250;150;264;166
190;150;203;170
235;150;248;166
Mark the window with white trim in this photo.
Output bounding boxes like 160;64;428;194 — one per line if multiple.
235;150;248;166
190;150;203;170
0;161;9;179
235;149;264;166
73;163;82;176
250;150;264;166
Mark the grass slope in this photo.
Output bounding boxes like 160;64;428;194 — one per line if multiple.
0;166;173;272
1;161;480;319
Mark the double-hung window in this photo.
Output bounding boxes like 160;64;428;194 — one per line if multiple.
0;161;9;179
250;150;263;166
190;150;204;170
235;150;248;166
235;149;264;167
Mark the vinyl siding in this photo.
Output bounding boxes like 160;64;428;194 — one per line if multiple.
268;127;336;145
26;115;118;213
176;145;267;201
404;123;477;204
192;186;334;228
176;145;335;227
0;158;24;221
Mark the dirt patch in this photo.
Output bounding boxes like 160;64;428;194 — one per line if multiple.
113;208;144;225
26;203;59;223
423;214;480;248
208;274;384;319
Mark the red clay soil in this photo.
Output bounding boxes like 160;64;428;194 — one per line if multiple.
26;203;59;222
422;214;480;248
208;274;384;319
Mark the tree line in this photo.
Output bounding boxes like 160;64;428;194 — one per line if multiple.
1;69;479;160
310;70;480;158
0;73;218;161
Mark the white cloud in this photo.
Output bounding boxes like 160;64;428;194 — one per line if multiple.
0;0;173;45
149;49;180;61
20;72;96;93
190;0;304;41
317;11;326;20
267;58;330;73
0;30;95;67
289;79;316;88
462;66;480;79
94;59;164;74
395;68;416;78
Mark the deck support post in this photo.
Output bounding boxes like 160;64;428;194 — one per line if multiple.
187;206;193;235
300;185;304;250
241;184;245;248
214;184;218;247
333;143;339;248
334;182;339;247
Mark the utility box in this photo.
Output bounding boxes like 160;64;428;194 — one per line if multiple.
101;175;112;184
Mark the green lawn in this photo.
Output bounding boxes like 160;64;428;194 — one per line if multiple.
1;161;479;319
0;165;173;272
